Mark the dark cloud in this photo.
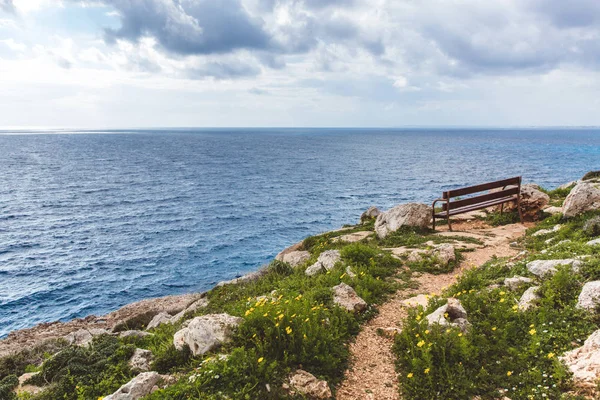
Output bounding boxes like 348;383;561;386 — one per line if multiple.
0;0;15;14
186;60;261;79
527;0;600;28
104;0;272;55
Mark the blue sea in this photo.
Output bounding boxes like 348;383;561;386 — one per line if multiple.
1;128;599;337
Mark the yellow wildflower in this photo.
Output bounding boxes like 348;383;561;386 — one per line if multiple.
407;373;413;378
529;329;536;335
458;333;463;337
424;368;430;374
340;273;346;279
499;298;505;303
286;326;293;334
278;313;284;320
304;318;310;322
417;340;425;347
507;371;512;376
492;327;497;331
547;352;555;359
425;330;430;335
258;357;264;363
500;291;506;295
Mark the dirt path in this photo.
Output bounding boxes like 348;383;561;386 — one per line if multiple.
335;221;528;400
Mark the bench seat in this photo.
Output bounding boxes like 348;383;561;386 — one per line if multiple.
433;196;517;217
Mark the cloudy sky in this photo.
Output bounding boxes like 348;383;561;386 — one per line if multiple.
1;0;599;128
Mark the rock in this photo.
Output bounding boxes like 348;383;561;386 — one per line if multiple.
64;328;109;347
577;281;600;311
588;238;600;246
278;250;311;267
582;171;600;181
104;371;161;400
360;206;381;222
527;259;582;277
433;243;456;265
532;224;562;236
559;180;578;190
173;313;242;356
332;231;372;243
170;298;210;324
332;283;367;312
504;276;534;290
518;286;540;310
345;266;356;278
275;241;304;261
305;250;341;276
216;267;269;287
426;298;470;332
518;184;550;220
119;330;152;339
288;370;332;399
374;203;432;239
544;206;563;215
563;181;600;217
146;312;172;330
16;372;43;395
560;329;600;387
129;348;154;372
401;294;430;308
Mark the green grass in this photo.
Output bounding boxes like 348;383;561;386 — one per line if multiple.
392;211;600;400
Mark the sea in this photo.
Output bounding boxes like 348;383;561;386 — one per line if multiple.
1;128;599;337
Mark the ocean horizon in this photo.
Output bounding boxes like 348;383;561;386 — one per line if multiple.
1;127;599;337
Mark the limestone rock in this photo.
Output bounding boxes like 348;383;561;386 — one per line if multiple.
332;231;372;243
146;312;172;330
532;224;562;237
527;259;582;277
518;286;540;310
558;180;578;190
374;203;432;239
278;250;311;267
173;313;242;356
16;372;43;395
560;330;600;387
360;206;381;222
275;241;304;262
401;294;430;308
64;328;109;347
216;267;269;287
426;298;470;332
507;184;550;220
119;330;152;339
288;370;332;399
129;348;154;372
332;283;367;312
588;238;600;246
170;298;210;324
544;206;563;215
104;371;161;400
504;276;534;290
563;181;600;217
345;266;356;278
305;250;341;276
577;281;600;311
433;243;456;265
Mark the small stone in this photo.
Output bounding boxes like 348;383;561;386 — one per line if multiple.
305;250;341;276
518;286;540;310
146;312;172;330
401;294;430;308
345;266;356;278
360;206;381;222
527;259;582;277
288;370;332;399
129;348;154;372
332;283;367;312
504;276;534;290
119;330;152;339
103;372;161;400
587;238;600;246
577;281;600;311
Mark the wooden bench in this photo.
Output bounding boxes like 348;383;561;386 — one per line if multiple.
432;176;523;231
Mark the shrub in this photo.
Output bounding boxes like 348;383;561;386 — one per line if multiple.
583;216;600;237
0;374;18;400
582;171;600;181
0;339;67;382
485;210;520;226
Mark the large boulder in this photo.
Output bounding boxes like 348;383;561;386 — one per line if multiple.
577;281;600;311
563;181;600;217
305;250;341;276
526;259;582;277
16;372;43;395
129;348;154;372
332;283;367;312
64;328;109;347
277;250;311;267
504;276;534;290
498;184;549;220
287;370;332;399
560;329;600;387
374;203;431;239
173;314;242;356
360;206;381;223
103;372;161;400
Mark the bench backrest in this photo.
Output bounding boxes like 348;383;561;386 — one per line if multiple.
441;176;521;211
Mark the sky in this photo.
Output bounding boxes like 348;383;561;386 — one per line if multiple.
0;0;600;128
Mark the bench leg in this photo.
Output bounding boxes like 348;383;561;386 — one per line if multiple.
517;198;524;223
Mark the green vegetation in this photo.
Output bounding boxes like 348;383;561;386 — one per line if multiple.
582;171;600;181
393;210;600;400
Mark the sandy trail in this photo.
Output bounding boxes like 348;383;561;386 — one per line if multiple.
335;221;528;400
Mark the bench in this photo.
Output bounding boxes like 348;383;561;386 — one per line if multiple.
432;176;523;231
